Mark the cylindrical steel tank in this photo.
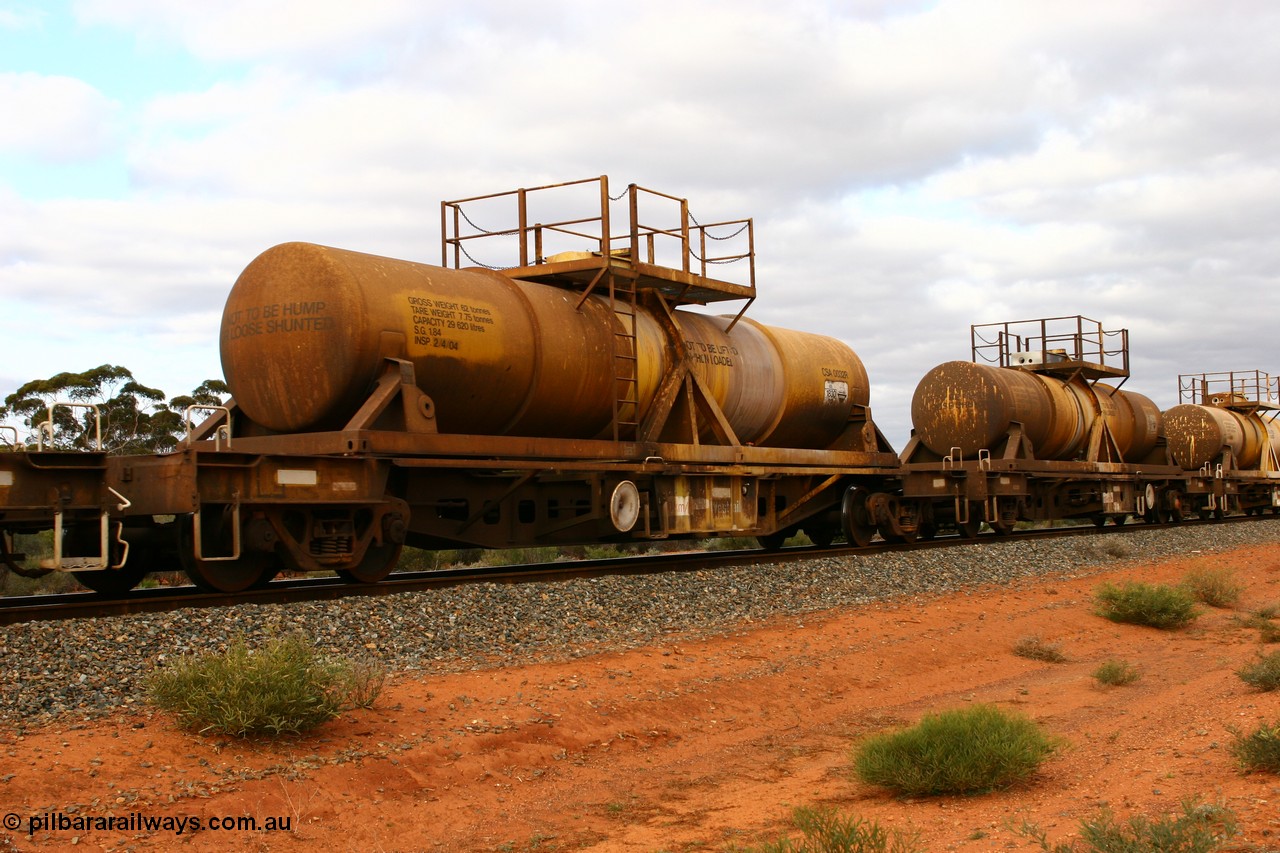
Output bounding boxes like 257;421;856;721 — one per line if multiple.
1163;404;1280;470
910;360;1161;462
220;243;870;448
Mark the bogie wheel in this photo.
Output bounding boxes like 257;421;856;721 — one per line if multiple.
841;486;877;547
335;541;403;584
74;564;150;595
756;529;793;551
2;531;51;579
177;512;279;593
990;520;1014;536
955;503;981;539
804;528;836;547
67;525;154;594
878;524;917;544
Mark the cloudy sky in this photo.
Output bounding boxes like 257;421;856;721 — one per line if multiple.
2;0;1278;447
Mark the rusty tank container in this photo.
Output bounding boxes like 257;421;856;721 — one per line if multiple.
910;360;1161;462
220;242;869;448
1163;404;1280;470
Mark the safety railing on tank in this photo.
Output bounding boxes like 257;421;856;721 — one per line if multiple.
36;402;103;451
1178;370;1279;409
971;315;1129;377
184;405;233;449
439;175;756;290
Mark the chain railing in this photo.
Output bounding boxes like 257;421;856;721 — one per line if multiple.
971;315;1129;375
440;175;755;289
1178;370;1279;406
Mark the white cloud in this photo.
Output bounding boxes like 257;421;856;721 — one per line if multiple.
0;72;119;161
3;0;1279;448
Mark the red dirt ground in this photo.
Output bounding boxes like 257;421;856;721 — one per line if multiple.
4;542;1280;852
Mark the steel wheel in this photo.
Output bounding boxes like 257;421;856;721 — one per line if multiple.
1;532;51;579
804;527;836;547
335;541;403;584
74;564;150;595
177;512;278;593
955;503;981;539
841;486;877;547
68;525;156;594
756;528;792;550
878;522;916;544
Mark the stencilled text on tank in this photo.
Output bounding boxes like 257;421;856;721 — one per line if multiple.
822;367;850;404
686;340;738;366
409;297;493;350
224;302;333;339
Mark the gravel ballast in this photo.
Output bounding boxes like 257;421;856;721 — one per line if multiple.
3;521;1279;727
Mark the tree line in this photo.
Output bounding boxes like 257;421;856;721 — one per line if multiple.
0;365;227;454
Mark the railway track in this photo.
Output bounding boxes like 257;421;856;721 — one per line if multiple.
0;517;1232;626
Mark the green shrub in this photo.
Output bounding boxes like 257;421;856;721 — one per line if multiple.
1094;581;1199;629
1236;608;1280;643
147;633;386;736
1019;799;1236;852
730;806;921;853
1229;720;1280;773
1182;566;1243;608
1092;659;1141;687
1013;636;1067;663
1236;650;1280;691
1098;539;1134;560
851;704;1059;796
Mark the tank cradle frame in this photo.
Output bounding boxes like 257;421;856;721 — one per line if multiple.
167;351;901;563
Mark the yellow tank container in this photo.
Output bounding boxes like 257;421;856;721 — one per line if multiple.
909;360;1161;462
220;243;870;449
1163;404;1280;470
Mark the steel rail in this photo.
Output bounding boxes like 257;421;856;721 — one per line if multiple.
0;515;1262;626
